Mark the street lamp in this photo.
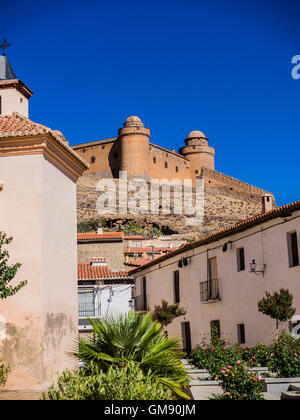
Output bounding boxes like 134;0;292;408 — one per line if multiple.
249;259;266;277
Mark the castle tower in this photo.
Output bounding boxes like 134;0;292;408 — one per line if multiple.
0;40;33;117
118;116;150;178
179;130;215;178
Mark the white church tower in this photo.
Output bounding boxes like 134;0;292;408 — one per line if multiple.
0;39;32;117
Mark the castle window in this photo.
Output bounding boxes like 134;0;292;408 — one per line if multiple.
82;148;86;153
176;166;178;173
165;162;168;169
195;170;199;174
90;156;96;164
102;145;105;149
193;145;195;149
153;157;156;164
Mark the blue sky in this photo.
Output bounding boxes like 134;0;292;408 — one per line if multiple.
2;0;300;206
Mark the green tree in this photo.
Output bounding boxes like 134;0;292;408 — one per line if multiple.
152;300;186;326
258;289;296;339
0;232;27;300
71;312;189;399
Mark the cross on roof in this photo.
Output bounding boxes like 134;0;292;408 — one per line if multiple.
0;39;12;56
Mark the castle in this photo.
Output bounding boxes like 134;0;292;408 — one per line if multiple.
72;115;274;204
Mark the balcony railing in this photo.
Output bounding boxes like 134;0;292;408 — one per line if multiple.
78;303;100;318
134;295;148;312
200;279;220;302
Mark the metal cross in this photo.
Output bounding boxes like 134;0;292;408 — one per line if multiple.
0;39;12;56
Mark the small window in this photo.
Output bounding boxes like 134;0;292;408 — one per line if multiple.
210;320;220;339
132;241;142;248
195;170;199;174
153;157;156;164
237;324;246;344
174;270;180;303
90;156;96;164
237;247;245;272
165;162;168;169
82;148;86;153
287;231;299;268
102;145;105;149
176;166;178;173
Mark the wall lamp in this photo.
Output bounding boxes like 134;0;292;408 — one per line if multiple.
249;259;266;277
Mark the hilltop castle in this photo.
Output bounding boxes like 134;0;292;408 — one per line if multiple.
72;115;274;205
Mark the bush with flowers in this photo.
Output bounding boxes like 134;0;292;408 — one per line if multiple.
210;361;264;400
189;328;239;379
268;330;300;378
239;343;272;367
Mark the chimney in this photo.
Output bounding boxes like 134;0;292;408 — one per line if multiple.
91;257;107;266
262;193;273;213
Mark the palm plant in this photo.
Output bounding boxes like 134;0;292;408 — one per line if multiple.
72;312;189;398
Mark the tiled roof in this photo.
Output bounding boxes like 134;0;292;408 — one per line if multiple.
78;263;133;281
125;258;152;267
77;232;123;241
130;199;300;274
124;235;146;240
125;247;173;253
0;112;88;168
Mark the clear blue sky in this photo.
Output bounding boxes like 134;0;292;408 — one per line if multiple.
2;0;300;206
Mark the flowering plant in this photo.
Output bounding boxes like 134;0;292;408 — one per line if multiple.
211;361;264;400
268;331;300;378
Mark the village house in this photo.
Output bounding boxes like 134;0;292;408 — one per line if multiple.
0;49;88;389
78;257;134;338
131;199;300;353
77;230;185;270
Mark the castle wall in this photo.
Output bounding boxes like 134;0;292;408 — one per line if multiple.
149;144;191;182
73;139;120;177
201;168;275;204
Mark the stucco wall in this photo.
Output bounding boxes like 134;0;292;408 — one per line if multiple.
134;212;300;348
0;88;28;117
0;153;78;390
78;241;124;270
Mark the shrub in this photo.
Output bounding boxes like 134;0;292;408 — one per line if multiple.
268;331;300;378
0;360;10;387
42;363;176;400
240;343;272;367
152;300;186;326
189;332;239;379
72;312;189;398
211;361;264;400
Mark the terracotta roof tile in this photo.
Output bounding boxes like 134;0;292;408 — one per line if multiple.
130;199;300;274
125;258;152;267
125;247;173;253
0;112;88;169
77;232;123;241
78;263;133;281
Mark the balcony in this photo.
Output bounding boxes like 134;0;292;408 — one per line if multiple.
200;279;220;303
78;303;100;319
134;295;148;312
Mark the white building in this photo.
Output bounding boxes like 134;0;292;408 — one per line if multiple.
131;200;300;352
78;257;134;336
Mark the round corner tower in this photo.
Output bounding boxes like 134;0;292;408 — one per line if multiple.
179;130;215;177
118;116;150;178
